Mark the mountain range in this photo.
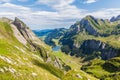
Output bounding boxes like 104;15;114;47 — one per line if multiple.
0;15;120;80
34;15;120;80
0;17;98;80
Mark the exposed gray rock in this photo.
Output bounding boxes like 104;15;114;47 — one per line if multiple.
76;74;82;78
69;24;80;34
11;24;27;45
54;57;63;69
68;15;98;36
80;40;119;60
80;18;98;36
110;16;116;22
7;17;50;62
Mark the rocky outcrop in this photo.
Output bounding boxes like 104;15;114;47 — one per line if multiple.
69;24;80;34
110;16;116;22
80;18;98;36
10;17;49;61
13;17;45;46
67;15;98;36
11;24;27;45
11;17;66;69
80;40;119;60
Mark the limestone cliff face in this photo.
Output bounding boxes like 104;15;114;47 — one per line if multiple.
80;40;119;60
67;16;98;36
13;17;45;46
69;24;80;34
80;18;98;36
6;17;48;60
9;17;65;69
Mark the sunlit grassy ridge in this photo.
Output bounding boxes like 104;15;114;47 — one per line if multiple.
85;16;119;35
95;35;120;49
0;22;63;80
52;51;98;80
81;58;120;80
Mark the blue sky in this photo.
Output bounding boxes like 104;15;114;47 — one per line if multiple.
0;0;120;30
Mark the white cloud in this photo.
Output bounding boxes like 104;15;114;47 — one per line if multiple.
87;8;120;19
84;0;97;4
0;3;30;10
37;0;86;19
0;0;11;3
0;12;15;16
0;2;120;30
37;0;60;6
17;0;28;2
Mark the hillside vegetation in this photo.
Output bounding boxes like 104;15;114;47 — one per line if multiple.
35;15;120;80
0;17;97;80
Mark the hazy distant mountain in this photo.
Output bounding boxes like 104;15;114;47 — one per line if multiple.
110;15;120;22
33;29;54;37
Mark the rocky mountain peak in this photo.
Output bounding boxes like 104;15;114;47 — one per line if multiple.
85;15;97;21
80;15;98;35
110;15;120;22
67;15;99;36
85;15;94;18
110;16;116;22
116;15;120;20
14;17;28;29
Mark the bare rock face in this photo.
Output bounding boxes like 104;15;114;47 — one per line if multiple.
69;24;80;34
10;17;49;61
11;17;66;69
68;15;98;36
80;18;98;36
10;24;27;45
110;16;116;22
13;17;44;46
80;40;119;60
54;57;63;69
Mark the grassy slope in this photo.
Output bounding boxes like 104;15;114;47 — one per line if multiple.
53;51;98;80
86;16;118;35
95;35;120;49
70;22;120;80
81;58;120;80
0;22;62;80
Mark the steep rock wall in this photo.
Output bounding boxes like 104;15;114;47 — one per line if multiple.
80;40;119;60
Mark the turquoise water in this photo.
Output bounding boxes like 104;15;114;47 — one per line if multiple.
52;46;61;51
